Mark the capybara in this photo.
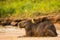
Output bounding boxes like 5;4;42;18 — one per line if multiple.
18;17;57;37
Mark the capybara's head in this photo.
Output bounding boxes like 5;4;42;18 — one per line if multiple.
18;19;32;28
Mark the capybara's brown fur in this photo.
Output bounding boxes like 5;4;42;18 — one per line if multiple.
18;17;58;37
33;17;57;37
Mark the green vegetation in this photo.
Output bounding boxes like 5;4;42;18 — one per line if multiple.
0;0;60;18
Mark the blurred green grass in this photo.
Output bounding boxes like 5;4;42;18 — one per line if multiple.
0;0;60;18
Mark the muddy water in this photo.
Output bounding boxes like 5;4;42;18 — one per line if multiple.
0;26;26;40
0;26;26;36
